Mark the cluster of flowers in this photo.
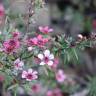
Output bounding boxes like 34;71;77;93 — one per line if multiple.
1;26;56;81
0;24;66;91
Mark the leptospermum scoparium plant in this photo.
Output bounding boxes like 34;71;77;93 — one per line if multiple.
0;23;63;95
0;2;96;96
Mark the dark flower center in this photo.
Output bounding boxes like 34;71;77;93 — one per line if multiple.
9;40;16;46
44;57;49;63
32;85;38;90
27;74;33;79
15;63;19;67
38;40;43;45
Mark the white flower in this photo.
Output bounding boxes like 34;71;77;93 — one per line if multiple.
38;50;54;66
22;69;38;81
14;58;24;70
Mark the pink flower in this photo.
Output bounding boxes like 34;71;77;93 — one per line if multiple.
0;4;5;17
27;35;49;47
31;84;41;93
14;58;24;70
38;50;54;66
12;31;20;39
3;39;20;53
39;26;53;34
56;69;66;83
22;69;38;81
46;88;62;96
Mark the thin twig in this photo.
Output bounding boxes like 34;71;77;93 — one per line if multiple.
26;0;34;33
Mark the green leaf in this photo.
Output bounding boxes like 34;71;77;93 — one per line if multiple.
88;77;96;96
72;48;78;61
8;84;18;90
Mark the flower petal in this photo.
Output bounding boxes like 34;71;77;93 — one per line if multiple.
22;71;27;78
49;54;54;60
44;50;50;57
39;26;43;31
26;78;32;81
40;62;45;65
19;61;24;67
38;54;44;60
37;35;43;40
48;29;53;32
14;58;20;64
32;71;38;75
33;75;38;80
32;38;38;45
47;61;53;66
28;69;33;74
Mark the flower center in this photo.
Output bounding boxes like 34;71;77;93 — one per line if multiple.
9;40;16;45
44;29;48;33
32;85;38;91
44;57;49;63
38;40;43;45
27;74;33;79
57;74;62;79
15;63;19;67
